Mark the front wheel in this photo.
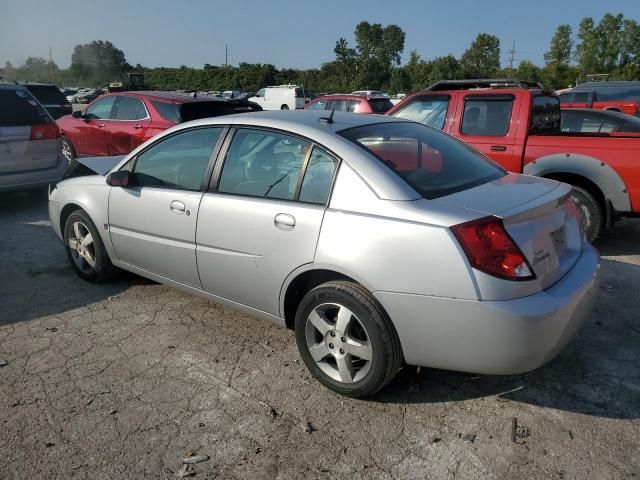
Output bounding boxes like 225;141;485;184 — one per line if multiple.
570;186;603;243
295;281;403;397
63;210;115;282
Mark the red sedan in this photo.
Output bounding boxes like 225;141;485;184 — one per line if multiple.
304;94;394;114
57;91;260;161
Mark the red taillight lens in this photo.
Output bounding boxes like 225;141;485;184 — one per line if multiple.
451;216;535;281
30;123;60;140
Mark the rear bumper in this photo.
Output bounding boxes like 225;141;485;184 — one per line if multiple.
375;244;600;375
0;154;67;192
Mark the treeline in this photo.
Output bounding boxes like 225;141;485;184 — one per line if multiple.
2;14;638;93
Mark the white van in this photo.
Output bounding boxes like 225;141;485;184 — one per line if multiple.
249;85;306;110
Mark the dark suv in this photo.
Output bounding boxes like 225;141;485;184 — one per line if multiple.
22;83;73;119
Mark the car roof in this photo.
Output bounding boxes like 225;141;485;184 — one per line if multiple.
313;94;387;101
106;91;244;104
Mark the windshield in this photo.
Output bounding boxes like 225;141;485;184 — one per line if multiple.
339;121;505;199
369;98;393;113
390;95;449;129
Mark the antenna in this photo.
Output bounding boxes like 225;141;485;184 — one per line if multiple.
319;109;335;124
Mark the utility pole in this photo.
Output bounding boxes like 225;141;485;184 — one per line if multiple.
225;43;228;87
49;45;54;82
507;42;516;77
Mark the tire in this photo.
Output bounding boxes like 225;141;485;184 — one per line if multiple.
61;136;76;164
294;281;403;397
63;210;115;282
570;186;603;243
280;104;289;110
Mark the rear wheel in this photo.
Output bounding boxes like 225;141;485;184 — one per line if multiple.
63;210;115;282
280;104;289;110
570;186;603;243
61;136;76;164
294;281;402;397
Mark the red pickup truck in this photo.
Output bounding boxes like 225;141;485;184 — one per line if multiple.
387;79;640;242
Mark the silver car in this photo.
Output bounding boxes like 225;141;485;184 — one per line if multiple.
48;111;600;397
0;84;68;192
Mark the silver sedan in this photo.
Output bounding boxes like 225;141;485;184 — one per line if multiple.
48;111;600;397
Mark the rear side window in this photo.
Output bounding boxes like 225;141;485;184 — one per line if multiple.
298;147;337;204
0;89;51;126
340;122;505;200
114;97;147;120
461;96;513;136
390;95;449;130
306;99;328;110
152;101;181;123
328;99;349;112
530;95;561;134
348;100;361;112
368;98;393;113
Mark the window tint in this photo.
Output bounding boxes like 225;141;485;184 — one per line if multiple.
368;98;393;113
530;95;561;134
151;101;181;123
0;89;51;126
461;97;512;136
133;128;222;190
114;96;147;120
218;129;310;200
85;96;116;119
340;122;505;200
24;85;69;105
306;99;328;110
391;96;449;129
299;147;337;204
573;92;589;103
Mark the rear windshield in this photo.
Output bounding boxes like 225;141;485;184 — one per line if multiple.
369;98;394;113
339;121;505;199
24;85;69;105
152;100;259;123
0;89;52;126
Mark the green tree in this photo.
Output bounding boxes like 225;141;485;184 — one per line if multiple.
516;60;543;83
544;25;573;66
619;19;640;79
70;40;129;84
596;14;624;72
426;55;461;84
460;34;500;78
334;37;357;91
575;17;599;76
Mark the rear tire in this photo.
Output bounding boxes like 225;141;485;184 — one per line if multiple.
570;186;603;243
294;281;403;398
61;136;76;164
281;104;289;110
63;210;115;282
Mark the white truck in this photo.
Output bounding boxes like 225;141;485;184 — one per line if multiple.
249;85;307;110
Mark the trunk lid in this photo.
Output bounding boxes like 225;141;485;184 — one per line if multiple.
437;173;583;289
0;126;60;173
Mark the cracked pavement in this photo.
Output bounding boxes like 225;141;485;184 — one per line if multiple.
1;189;639;479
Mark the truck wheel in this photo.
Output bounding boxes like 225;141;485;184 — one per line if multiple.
281;104;289;110
61;136;76;164
570;186;603;243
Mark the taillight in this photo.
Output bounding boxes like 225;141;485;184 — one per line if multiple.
30;123;60;140
451;216;535;281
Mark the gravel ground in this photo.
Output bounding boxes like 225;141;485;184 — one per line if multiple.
0;188;639;480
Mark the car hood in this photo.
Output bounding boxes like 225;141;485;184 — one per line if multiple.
77;155;126;175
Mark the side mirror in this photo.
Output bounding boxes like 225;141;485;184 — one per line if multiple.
106;171;132;187
72;110;84;119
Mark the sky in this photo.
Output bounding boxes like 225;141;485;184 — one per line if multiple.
1;0;639;70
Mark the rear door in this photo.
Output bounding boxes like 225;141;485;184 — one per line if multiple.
108;96;151;155
457;93;520;172
196;128;338;315
74;96;115;156
0;88;59;174
108;127;225;287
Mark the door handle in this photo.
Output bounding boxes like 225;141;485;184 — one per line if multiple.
170;200;186;214
490;145;507;152
134;124;143;129
274;213;295;228
97;123;105;128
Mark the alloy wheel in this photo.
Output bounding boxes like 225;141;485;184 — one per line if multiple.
68;221;96;274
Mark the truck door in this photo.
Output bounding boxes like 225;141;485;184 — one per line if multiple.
456;93;520;172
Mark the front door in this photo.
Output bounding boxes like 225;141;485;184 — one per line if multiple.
75;96;115;156
108;127;224;287
196;128;338;315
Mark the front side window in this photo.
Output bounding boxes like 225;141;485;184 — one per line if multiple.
217;128;310;200
390;95;449;130
85;97;116;120
255;89;265;98
306;99;328;110
132;127;222;190
298;147;337;204
340;121;505;200
461;96;513;136
114;96;147;120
